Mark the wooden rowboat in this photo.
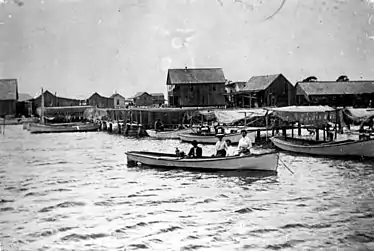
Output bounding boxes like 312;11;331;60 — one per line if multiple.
270;136;374;158
146;128;192;140
126;151;279;171
178;131;256;145
29;122;99;134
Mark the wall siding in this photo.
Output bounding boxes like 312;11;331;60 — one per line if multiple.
168;83;226;107
0;100;16;116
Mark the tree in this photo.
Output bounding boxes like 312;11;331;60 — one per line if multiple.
302;76;318;82
336;75;349;82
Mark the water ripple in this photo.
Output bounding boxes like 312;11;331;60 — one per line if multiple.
1;125;374;250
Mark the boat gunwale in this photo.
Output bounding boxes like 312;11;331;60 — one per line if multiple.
125;150;279;163
271;136;374;149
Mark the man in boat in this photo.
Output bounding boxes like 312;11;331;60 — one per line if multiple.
154;119;164;132
214;128;228;157
238;129;252;156
187;140;202;158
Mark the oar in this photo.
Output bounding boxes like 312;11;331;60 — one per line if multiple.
279;158;294;174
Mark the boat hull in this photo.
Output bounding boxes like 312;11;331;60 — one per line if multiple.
126;151;279;171
29;123;99;134
178;131;256;144
146;129;191;140
270;136;374;158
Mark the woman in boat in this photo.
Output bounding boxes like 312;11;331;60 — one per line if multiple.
187;140;202;158
226;140;238;156
238;129;252;156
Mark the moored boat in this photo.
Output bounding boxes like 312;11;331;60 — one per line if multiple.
179;131;256;144
125;151;279;171
29;122;99;134
146;128;192;140
270;136;374;158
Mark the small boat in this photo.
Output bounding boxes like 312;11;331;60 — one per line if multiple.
270;136;374;158
125;151;279;171
29;122;99;134
179;131;256;145
146;128;192;140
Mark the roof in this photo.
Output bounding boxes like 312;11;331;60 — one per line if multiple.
88;92;112;100
240;74;281;92
167;68;226;85
150;93;164;97
129;92;153;99
18;93;33;102
0;79;18;100
110;93;125;99
296;81;374;96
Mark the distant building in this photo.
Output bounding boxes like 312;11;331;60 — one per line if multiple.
87;92;114;108
129;92;160;107
0;79;18;116
110;93;126;108
32;90;83;111
226;74;295;108
150;93;165;105
296;80;374;107
167;67;226;107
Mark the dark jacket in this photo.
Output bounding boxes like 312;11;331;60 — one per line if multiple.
188;146;202;158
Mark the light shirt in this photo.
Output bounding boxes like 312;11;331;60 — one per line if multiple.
215;140;228;151
226;146;238;156
238;136;252;150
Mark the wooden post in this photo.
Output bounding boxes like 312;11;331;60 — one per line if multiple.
41;88;45;124
291;126;294;138
323;126;326;141
2;115;5;135
316;128;319;141
298;123;301;136
334;110;338;140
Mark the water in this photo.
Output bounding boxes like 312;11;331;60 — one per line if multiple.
1;125;374;251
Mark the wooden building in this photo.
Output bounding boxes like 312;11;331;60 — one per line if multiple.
87;92;114;108
129;92;157;107
0;79;18;116
167;67;226;107
33;90;83;108
111;93;126;108
226;74;295;108
296;80;374;107
150;93;165;106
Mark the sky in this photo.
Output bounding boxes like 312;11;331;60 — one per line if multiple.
0;0;374;100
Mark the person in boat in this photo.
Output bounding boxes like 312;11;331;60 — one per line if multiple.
214;129;228;157
226;139;238;157
238;129;252;156
154;119;164;132
187;140;202;158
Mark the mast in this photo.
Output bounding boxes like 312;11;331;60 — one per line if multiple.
41;88;45;124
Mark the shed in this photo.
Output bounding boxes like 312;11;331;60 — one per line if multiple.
0;79;18;116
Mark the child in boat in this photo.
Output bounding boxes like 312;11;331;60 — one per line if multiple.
238;130;252;156
226;140;238;156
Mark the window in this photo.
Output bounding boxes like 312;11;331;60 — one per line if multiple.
213;86;216;91
117;99;119;105
190;86;194;92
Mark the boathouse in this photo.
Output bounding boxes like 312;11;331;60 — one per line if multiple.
167;67;226;107
0;79;18;116
87;92;114;108
226;74;295;108
295;80;374;107
111;93;126;108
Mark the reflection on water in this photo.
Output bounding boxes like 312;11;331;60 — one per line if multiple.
0;125;374;250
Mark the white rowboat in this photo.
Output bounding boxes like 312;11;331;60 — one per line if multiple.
29;122;99;134
270;136;374;158
146;128;192;140
126;151;279;172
